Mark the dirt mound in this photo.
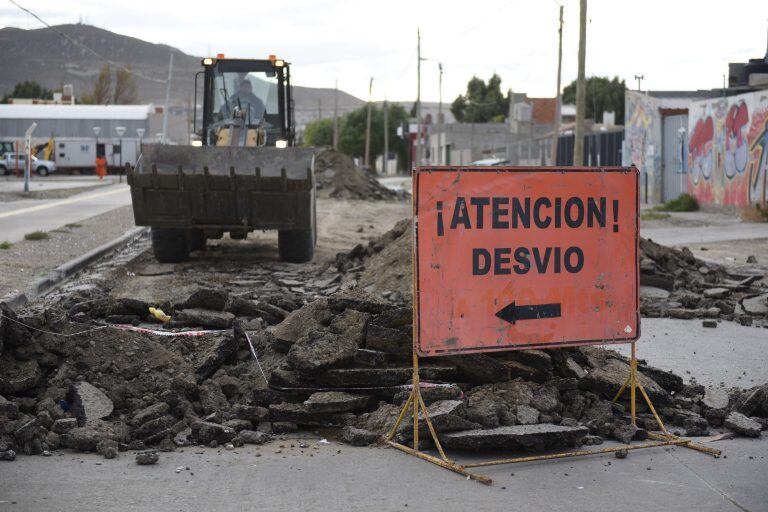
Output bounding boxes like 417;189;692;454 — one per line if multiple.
334;218;412;301
314;148;402;201
333;218;768;324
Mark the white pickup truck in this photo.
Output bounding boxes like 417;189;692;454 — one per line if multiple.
0;152;57;176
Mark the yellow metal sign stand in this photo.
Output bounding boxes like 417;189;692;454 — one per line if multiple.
384;341;722;485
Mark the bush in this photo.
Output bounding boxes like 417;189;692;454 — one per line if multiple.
0;241;12;249
655;193;699;212
24;231;48;241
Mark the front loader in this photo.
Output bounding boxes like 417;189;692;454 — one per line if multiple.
128;56;316;263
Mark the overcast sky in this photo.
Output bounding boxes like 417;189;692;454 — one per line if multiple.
2;0;767;103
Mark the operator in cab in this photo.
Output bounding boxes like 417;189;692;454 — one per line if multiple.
221;79;266;124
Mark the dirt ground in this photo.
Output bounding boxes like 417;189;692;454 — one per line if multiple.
0;205;137;297
108;197;410;303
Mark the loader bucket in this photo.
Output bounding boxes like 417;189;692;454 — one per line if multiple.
128;144;316;231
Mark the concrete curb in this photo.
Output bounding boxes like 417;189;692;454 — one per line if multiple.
1;226;149;310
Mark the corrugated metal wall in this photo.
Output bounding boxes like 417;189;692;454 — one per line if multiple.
0;118;149;139
556;130;624;166
661;114;688;201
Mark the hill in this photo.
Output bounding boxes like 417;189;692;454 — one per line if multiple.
0;23;365;114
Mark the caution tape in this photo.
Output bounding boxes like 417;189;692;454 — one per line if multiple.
0;312;229;338
109;324;229;337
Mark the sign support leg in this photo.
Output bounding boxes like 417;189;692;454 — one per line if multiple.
384;351;493;485
384;341;719;483
612;341;721;457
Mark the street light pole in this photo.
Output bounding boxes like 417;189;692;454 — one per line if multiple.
364;77;373;170
115;126;126;183
24;122;37;193
550;4;564;166
634;74;644;91
136;128;145;171
416;28;422;167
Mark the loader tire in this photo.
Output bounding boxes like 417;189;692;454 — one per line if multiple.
278;229;314;263
188;229;206;251
151;228;189;263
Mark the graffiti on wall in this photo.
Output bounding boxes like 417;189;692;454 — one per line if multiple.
688;90;768;206
624;91;662;203
625;93;656;171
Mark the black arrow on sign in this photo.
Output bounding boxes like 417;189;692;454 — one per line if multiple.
495;301;562;325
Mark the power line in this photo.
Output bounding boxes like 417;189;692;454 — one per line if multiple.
7;0;166;84
456;0;518;37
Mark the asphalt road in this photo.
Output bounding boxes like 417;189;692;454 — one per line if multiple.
0;184;131;243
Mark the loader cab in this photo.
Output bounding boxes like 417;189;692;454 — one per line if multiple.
199;56;294;148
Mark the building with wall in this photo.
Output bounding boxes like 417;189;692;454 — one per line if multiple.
687;89;768;207
420;96;567;166
623;88;768;207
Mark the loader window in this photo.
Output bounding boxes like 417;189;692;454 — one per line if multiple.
212;70;279;128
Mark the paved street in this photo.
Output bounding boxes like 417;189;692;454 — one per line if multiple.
0;184;131;243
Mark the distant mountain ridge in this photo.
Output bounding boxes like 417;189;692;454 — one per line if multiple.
0;23;365;113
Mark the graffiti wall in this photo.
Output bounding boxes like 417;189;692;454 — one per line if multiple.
688;90;768;206
623;91;663;203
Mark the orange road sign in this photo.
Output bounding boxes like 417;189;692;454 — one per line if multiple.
414;166;639;357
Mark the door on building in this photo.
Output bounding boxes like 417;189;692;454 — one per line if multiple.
661;113;689;202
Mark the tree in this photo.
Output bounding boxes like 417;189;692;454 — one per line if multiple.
1;81;53;103
562;76;626;124
303;118;335;147
81;64;112;105
114;67;138;104
450;74;509;123
338;103;409;169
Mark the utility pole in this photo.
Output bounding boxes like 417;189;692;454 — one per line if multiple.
333;79;339;149
634;74;644;91
364;77;373;169
507;88;513;163
383;99;389;175
317;98;322;120
550;4;564;166
437;62;443;165
416;28;422;167
573;0;587;166
161;52;174;144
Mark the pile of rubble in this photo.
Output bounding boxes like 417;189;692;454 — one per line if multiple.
639;238;767;325
2;285;766;462
332;219;768;325
314;149;403;201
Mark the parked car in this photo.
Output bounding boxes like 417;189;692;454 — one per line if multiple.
469;157;511;166
0;153;57;176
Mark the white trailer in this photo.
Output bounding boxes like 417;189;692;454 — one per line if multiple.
51;137;141;172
